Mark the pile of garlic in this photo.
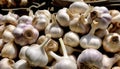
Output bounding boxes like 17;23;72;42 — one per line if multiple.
0;1;120;69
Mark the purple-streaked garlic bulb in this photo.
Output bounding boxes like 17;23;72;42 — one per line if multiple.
103;33;120;53
18;15;33;24
80;21;102;49
56;8;70;27
13;23;39;46
32;10;51;31
95;29;109;38
0;58;15;69
77;48;103;69
89;6;112;29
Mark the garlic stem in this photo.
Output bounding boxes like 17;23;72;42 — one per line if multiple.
49;51;61;61
59;38;68;57
89;21;98;35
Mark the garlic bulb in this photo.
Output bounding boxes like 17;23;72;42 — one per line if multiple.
60;45;81;55
25;34;51;67
49;38;77;69
19;46;29;60
2;25;16;42
1;41;17;59
103;33;120;53
102;54;120;69
69;6;92;34
77;48;103;69
111;14;120;27
56;8;70;26
90;6;112;29
18;15;33;24
13;59;31;69
13;23;39;46
0;58;14;69
0;25;5;38
3;11;18;26
69;1;89;15
63;31;79;47
80;21;102;49
32;10;51;31
37;35;46;44
45;14;63;38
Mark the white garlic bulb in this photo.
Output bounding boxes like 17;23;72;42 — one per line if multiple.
80;21;102;49
103;33;120;53
33;10;51;31
69;1;89;15
63;31;79;47
1;41;17;59
110;10;120;17
77;48;103;69
2;25;16;42
0;58;14;69
13;59;31;69
45;15;63;38
56;8;70;26
49;38;77;69
25;34;51;67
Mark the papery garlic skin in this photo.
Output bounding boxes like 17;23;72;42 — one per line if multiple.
13;59;31;69
103;33;120;53
0;58;15;69
56;8;70;26
69;1;89;14
0;39;4;51
77;48;103;69
63;31;79;47
13;23;39;46
1;41;17;59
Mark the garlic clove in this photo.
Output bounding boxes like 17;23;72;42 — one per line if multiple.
13;59;31;69
63;31;80;47
1;41;17;59
0;58;15;69
77;48;103;69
